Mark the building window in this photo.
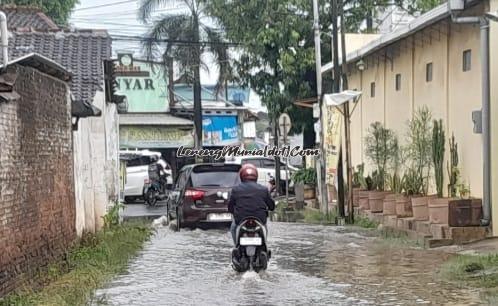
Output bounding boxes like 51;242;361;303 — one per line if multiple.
370;82;375;97
426;62;433;82
463;49;471;72
395;74;401;91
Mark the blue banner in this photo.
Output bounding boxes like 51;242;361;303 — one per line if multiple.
202;115;239;146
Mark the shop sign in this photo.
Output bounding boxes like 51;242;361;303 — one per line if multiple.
120;125;193;148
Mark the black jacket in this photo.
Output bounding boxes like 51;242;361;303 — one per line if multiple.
228;181;275;225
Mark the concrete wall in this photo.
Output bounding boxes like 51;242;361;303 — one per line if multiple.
0;65;75;295
342;13;487;198
73;90;119;235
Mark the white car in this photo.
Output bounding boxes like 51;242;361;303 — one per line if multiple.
225;156;299;190
119;149;172;203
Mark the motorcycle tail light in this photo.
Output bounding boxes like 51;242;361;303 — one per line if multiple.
185;189;205;201
144;178;150;184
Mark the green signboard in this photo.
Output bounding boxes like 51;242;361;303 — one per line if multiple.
115;57;168;113
120;125;194;149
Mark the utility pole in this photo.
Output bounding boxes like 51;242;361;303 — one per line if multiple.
192;8;203;153
313;0;329;215
340;0;354;223
332;0;345;219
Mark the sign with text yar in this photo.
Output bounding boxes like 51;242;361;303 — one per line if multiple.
115;57;168;113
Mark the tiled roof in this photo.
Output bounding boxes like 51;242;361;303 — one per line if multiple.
9;30;112;108
1;5;59;31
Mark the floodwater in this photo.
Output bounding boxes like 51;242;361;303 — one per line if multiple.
93;222;486;305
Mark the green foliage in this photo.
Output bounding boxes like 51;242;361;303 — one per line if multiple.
292;167;317;185
432;119;445;197
405;106;433;196
447;133;460;198
402;168;425;196
344;0;442;32
457;181;471;199
353;163;367;188
102;202;124;229
386;134;404;193
139;0;232;96
441;253;498;289
0;222;152;306
354;216;379;228
3;0;79;25
302;209;336;224
364;122;397;191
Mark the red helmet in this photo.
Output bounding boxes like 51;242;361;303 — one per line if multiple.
239;163;258;182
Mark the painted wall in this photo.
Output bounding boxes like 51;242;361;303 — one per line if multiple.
335;14;487;200
74;90;119;235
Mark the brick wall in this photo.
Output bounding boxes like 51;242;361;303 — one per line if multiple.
0;65;75;296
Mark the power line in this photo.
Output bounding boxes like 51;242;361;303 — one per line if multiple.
73;0;138;12
110;34;242;46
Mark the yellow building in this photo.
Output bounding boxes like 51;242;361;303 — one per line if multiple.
322;0;498;235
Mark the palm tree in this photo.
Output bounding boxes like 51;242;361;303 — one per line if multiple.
139;0;232;150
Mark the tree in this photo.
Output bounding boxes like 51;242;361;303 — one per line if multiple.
206;0;332;137
343;0;443;32
139;0;232;150
2;0;79;25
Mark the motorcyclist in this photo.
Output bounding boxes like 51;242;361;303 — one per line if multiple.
228;163;275;245
148;155;163;190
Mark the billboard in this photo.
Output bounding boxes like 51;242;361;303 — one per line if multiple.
115;54;168;113
202;115;239;146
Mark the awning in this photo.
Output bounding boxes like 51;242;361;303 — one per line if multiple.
119;113;193;126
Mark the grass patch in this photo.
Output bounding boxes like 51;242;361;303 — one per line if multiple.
353;216;379;229
302;209;336;224
1;220;153;306
441;253;498;288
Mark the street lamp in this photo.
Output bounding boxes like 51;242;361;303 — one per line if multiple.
324;90;362;223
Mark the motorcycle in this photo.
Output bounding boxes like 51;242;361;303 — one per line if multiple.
231;217;271;273
143;174;169;206
267;173;277;197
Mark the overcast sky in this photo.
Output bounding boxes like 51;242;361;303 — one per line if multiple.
70;0;265;111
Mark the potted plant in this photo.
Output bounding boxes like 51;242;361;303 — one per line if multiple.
406;106;434;221
384;136;403;215
364;122;397;213
358;169;372;211
352;164;366;207
428;123;457;224
292;168;317;200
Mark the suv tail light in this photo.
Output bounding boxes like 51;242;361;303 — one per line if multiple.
185;189;205;201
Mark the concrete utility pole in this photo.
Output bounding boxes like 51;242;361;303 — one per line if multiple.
331;0;346;219
340;0;354;223
192;5;203;153
313;0;329;215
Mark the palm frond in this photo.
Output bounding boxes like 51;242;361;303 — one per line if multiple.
138;0;176;23
202;25;231;97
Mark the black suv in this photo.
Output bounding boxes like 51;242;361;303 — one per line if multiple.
167;163;241;230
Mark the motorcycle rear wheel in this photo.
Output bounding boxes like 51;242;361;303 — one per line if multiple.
146;190;157;206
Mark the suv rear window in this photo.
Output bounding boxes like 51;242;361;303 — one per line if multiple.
191;165;241;187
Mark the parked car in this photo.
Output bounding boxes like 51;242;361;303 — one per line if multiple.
225;156;298;192
167;163;241;230
119;149;172;203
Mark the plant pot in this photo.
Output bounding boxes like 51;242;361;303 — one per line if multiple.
449;198;483;227
383;193;397;215
428;197;456;224
359;190;370;210
396;194;412;217
369;191;389;213
303;184;316;200
352;187;362;207
411;195;436;221
295;183;305;203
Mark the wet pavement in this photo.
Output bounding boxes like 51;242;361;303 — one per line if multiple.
121;203;169;220
93;222;486;305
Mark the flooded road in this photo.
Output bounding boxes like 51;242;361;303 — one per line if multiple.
94;222;485;305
